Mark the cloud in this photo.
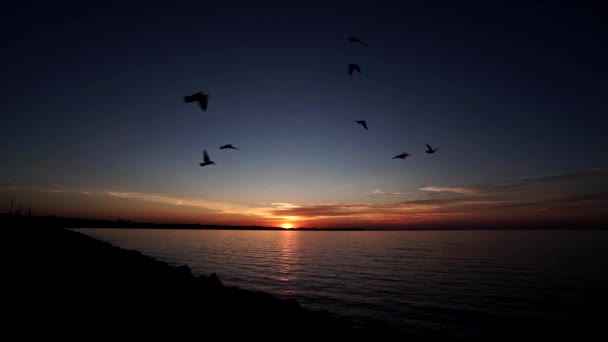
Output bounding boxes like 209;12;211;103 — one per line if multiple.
469;169;606;194
371;189;408;195
7;168;608;226
271;203;377;218
103;190;273;217
421;169;607;196
272;168;608;223
10;186;276;218
5;186;68;194
419;186;479;195
270;202;299;209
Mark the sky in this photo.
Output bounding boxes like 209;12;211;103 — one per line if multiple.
1;1;607;228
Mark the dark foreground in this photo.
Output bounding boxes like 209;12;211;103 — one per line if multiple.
4;227;405;340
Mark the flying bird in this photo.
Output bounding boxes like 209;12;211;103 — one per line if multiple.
184;91;209;111
348;64;362;75
200;150;216;167
348;36;368;47
356;120;368;130
425;144;439;154
220;144;240;150
393;152;411;160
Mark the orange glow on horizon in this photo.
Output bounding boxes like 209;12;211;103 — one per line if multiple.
281;223;294;229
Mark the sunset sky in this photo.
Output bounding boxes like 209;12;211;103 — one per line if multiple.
1;1;607;228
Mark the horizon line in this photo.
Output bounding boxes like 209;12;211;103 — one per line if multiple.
2;213;607;231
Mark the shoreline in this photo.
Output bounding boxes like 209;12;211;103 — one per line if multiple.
4;227;405;339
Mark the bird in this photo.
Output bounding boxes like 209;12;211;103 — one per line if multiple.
393;152;411;160
348;64;362;75
200;150;216;167
356;120;368;130
425;144;439;154
220;144;240;150
348;36;368;47
184;91;209;111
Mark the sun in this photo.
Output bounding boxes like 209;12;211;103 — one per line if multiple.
281;223;294;229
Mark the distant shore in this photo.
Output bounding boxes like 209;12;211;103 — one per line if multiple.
0;214;608;232
2;214;605;230
0;213;363;230
4;225;405;339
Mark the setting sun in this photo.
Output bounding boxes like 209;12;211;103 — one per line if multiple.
281;223;293;229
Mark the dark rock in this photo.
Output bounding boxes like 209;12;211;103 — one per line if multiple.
173;265;191;277
208;272;223;287
2;226;406;339
365;317;404;339
283;298;303;313
127;249;142;257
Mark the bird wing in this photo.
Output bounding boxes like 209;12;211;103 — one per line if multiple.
348;64;354;75
198;98;208;111
354;65;361;73
426;144;432;151
349;37;367;45
203;150;211;163
185;92;202;102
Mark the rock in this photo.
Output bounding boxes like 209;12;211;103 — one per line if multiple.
173;265;192;278
208;272;223;288
283;298;303;313
365;317;404;338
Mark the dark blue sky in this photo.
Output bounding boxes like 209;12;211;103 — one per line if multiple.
1;1;607;226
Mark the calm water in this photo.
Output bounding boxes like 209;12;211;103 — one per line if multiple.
78;229;608;339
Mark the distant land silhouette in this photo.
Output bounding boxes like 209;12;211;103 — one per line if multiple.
2;214;605;231
0;214;363;230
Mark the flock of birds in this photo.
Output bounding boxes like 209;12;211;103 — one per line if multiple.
184;36;439;167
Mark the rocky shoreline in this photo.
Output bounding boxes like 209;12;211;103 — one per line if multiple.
4;227;405;340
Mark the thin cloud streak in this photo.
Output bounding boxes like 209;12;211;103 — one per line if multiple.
10;186;297;221
7;168;608;227
419;187;479;195
273;169;608;223
372;190;409;196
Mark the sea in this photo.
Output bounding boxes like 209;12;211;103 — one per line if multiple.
76;228;608;340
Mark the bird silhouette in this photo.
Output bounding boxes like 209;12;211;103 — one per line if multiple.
348;64;362;75
200;150;216;167
220;144;240;150
356;120;368;130
425;144;439;154
184;91;209;111
393;152;411;160
348;36;368;47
